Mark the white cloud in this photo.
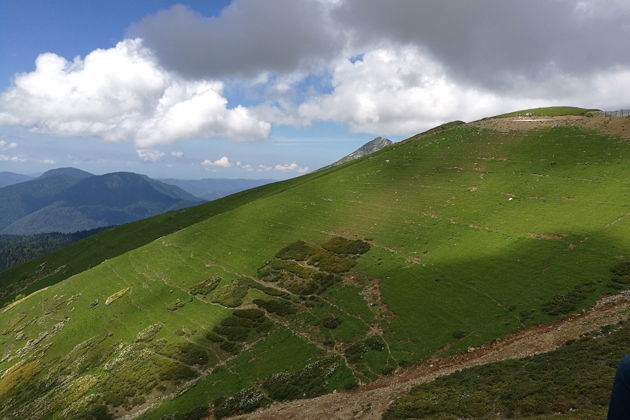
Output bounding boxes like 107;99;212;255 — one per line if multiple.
0;154;24;162
236;161;253;170
41;159;56;164
0;140;17;151
0;39;271;145
136;149;165;162
170;151;184;158
258;164;272;171
201;156;231;168
294;45;630;136
274;162;309;173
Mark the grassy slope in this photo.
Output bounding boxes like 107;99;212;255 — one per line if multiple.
0;121;628;419
384;320;630;419
0;174;329;305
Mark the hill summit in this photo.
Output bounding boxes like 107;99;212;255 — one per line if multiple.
329;136;392;167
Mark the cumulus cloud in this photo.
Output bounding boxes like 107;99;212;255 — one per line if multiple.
274;162;309;173
170;151;184;158
335;0;630;88
0;140;17;151
0;39;271;146
293;44;630;136
131;0;630;92
130;1;342;79
236;161;253;171
201;156;231;168
3;0;630;148
41;159;56;164
0;154;24;162
136;149;165;162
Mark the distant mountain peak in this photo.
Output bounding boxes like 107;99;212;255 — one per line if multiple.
328;136;393;167
39;167;93;179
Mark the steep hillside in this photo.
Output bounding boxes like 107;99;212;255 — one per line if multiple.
0;109;628;420
0;170;203;235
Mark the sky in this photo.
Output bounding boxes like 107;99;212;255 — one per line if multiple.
1;0;629;180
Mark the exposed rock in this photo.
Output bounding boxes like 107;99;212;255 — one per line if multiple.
327;137;393;168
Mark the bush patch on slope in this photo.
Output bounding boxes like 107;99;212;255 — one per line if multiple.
256;237;370;295
608;261;630;290
541;282;596;316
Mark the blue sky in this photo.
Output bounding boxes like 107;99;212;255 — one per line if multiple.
1;0;629;179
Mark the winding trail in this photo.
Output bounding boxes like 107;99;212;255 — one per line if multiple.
225;292;630;420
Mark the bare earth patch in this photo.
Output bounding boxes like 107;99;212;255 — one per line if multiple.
472;112;630;141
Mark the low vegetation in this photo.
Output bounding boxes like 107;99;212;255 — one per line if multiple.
385;321;630;419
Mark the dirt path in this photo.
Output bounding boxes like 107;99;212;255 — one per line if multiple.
227;292;630;420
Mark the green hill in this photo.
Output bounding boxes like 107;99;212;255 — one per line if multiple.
0;109;628;419
0;170;203;235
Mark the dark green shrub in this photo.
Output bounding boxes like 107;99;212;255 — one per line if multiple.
452;330;468;339
271;259;318;278
322;316;343;329
233;308;265;319
154;342;209;366
205;331;225;343
211;284;248;308
189;277;221;295
213;388;268;419
213;325;251;342
344;342;367;363
219;341;242;355
255;319;273;333
609;262;630;289
262;358;339;401
275;240;316;261
308;249;356;273
343;379;359;390
364;336;386;351
345;337;385;363
158;362;197;382
542;282;595;316
321;237;370;255
221;315;256;328
253;299;297;316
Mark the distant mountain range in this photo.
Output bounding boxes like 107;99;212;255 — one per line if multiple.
0;171;33;188
0;168;203;235
160;178;275;201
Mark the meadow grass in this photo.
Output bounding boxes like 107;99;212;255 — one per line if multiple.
0;122;628;419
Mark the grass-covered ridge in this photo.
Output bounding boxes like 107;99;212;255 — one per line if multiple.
0;118;628;419
494;106;598;118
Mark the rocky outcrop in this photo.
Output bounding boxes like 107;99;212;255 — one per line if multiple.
328;137;393;167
